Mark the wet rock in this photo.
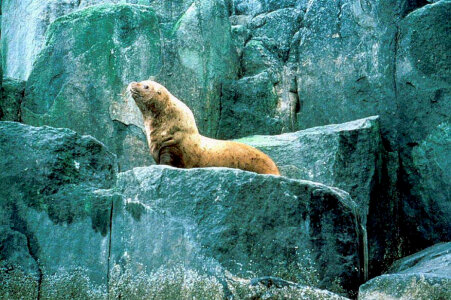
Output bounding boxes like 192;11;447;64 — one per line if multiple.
113;165;361;295
0;78;25;122
0;121;118;286
396;0;451;250
359;242;451;300
238;116;400;277
21;4;160;170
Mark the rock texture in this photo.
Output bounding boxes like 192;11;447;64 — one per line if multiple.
21;4;160;171
238;116;400;278
155;0;238;137
0;121;118;286
396;0;451;252
0;78;25;122
0;122;361;297
0;0;449;298
359;242;451;300
114;166;360;295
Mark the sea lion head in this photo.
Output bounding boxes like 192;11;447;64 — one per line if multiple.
128;80;169;115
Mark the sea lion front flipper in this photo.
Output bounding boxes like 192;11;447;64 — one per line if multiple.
159;146;185;168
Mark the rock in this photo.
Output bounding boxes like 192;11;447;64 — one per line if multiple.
359;243;451;300
388;242;451;276
155;0;238;137
0;122;361;296
0;121;118;286
0;78;25;122
21;4;160;170
294;0;405;146
218;3;302;138
238;116;400;277
229;275;350;299
396;0;451;250
113;165;361;295
1;0;137;81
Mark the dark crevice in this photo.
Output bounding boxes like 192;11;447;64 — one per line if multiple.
9;202;43;299
402;0;431;17
215;83;224;139
18;89;25;123
106;200;114;293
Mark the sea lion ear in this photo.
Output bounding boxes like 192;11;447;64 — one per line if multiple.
157;90;162;95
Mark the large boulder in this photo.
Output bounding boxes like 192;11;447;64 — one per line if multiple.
238;116;399;278
396;0;451;251
21;4;161;170
1;0;146;81
112;165;361;295
359;242;451;300
0;121;118;287
0;122;362;297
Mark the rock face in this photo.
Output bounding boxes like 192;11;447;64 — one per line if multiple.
359;242;451;300
0;78;25;122
8;1;237;170
238;116;400;278
155;0;238;137
21;4;160;171
0;121;118;286
114;166;360;295
396;0;451;251
0;122;361;297
1;0;133;81
218;1;302;138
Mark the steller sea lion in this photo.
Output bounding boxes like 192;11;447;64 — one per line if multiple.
128;80;280;175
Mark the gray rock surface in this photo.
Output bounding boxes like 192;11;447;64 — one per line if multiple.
238;116;400;278
359;242;451;300
0;122;361;297
113;165;360;295
0;121;118;286
0;78;25;121
21;4;160;171
154;0;238;137
396;0;451;250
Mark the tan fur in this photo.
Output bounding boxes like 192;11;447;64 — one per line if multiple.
129;80;280;175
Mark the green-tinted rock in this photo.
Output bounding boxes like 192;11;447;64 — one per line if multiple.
218;4;302;138
1;0;152;81
294;0;405;146
396;0;451;249
0;121;118;286
238;116;401;277
0;78;25;121
112;165;360;295
359;243;451;300
22;4;160;170
155;0;238;137
218;71;284;138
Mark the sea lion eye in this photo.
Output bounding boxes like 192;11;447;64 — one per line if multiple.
157;90;161;95
143;85;149;90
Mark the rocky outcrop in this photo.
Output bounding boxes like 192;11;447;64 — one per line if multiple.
21;4;160;171
0;121;118;288
396;0;451;252
238;116;400;278
0;122;361;297
114;166;360;295
218;1;302;138
359;242;451;300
